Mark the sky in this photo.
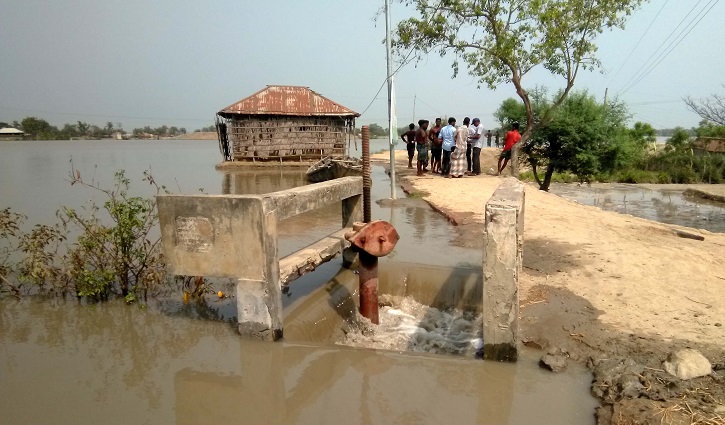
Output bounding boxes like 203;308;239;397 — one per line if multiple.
1;0;723;131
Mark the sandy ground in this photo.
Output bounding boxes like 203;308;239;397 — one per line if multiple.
172;131;218;140
374;148;725;424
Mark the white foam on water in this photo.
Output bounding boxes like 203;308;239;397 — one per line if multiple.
337;295;483;356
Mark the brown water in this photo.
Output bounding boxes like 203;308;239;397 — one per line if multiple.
0;140;598;424
0;298;596;425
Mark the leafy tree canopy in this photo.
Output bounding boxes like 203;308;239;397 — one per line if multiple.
393;0;647;175
496;90;653;190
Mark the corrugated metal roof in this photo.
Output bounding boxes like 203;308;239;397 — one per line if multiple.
218;85;360;117
0;127;24;134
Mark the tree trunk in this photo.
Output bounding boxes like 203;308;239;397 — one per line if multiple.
529;159;543;188
510;75;533;178
540;162;555;191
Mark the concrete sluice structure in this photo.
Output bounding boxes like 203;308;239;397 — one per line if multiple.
158;175;525;361
283;262;483;344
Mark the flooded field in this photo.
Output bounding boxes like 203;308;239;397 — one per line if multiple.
0;139;599;424
548;182;725;233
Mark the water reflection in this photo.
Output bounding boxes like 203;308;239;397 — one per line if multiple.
549;183;725;233
0;298;596;425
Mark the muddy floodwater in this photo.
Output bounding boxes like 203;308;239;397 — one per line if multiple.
1;140;597;424
548;182;725;233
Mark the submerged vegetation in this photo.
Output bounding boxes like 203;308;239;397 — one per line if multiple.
0;170;168;301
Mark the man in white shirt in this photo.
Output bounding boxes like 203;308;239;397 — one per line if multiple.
467;118;484;175
438;117;457;177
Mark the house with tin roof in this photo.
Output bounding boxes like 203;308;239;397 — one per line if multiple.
693;137;725;156
215;85;359;162
0;127;25;141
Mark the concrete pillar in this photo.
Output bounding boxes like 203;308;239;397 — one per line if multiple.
482;178;524;361
341;194;362;269
341;194;363;228
236;201;283;341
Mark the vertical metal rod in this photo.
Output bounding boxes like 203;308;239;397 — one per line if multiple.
361;126;372;223
385;0;397;200
358;251;379;325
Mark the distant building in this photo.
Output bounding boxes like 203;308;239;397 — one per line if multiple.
216;85;359;162
692;137;725;156
0;127;25;141
110;131;127;140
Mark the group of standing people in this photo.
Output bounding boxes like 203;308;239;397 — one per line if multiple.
401;117;521;178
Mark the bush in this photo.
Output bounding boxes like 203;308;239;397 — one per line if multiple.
610;169;664;184
0;170;167;301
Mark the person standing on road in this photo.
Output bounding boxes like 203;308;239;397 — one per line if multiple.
498;121;521;175
438;117;457;177
486;130;492;147
468;118;484;175
415;120;430;176
451;117;469;178
466;121;476;173
401;123;417;169
429;118;443;174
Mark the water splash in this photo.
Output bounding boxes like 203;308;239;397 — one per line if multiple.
336;295;483;356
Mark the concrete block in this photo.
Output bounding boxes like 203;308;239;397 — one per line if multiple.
482;178;524;362
278;229;350;285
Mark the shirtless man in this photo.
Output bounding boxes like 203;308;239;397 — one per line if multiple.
428;118;442;174
415;120;429;176
401;123;417;169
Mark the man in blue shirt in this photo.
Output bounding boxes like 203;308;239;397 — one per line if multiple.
438;117;457;177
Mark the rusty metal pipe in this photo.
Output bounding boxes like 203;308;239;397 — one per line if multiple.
358;250;379;324
344;220;399;325
361;126;371;223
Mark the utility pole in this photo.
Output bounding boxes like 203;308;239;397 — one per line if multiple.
385;0;397;199
412;94;416;124
604;87;609;106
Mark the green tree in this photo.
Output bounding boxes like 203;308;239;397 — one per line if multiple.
60;123;79;139
89;125;103;139
513;90;642;190
367;123;388;137
392;0;646;177
77;121;90;136
665;127;691;152
21;117;57;140
629;122;656;146
694;120;725;138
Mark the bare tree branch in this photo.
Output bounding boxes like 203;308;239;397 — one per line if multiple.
684;85;725;126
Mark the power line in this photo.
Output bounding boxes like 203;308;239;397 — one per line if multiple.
359;46;418;117
616;0;705;93
607;0;670;85
620;0;719;94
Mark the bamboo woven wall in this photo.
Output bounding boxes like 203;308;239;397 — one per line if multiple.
226;115;349;161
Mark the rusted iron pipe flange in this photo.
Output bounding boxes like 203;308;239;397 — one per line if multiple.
344;220;399;257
